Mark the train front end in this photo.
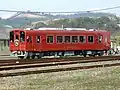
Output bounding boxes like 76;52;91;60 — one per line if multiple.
9;29;26;59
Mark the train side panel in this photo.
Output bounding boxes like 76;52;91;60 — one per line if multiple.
38;31;110;52
9;29;111;58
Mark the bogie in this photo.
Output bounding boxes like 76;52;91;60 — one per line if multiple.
14;50;105;59
18;56;24;59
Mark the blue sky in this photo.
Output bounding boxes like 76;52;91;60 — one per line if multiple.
0;0;120;18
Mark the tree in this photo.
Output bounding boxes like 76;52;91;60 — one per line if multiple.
33;22;47;29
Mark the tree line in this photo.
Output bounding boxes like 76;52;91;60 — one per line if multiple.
33;16;120;35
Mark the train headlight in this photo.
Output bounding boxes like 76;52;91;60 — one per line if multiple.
18;51;21;54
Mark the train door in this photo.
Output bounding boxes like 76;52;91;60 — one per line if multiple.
19;31;25;51
14;31;20;50
46;34;54;51
35;35;41;51
41;34;46;51
98;34;103;44
26;35;33;51
103;33;110;50
10;31;14;45
96;34;103;49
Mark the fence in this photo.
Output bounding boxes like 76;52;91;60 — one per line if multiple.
0;39;9;54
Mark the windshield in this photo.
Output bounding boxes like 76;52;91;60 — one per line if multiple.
10;31;14;42
20;31;25;42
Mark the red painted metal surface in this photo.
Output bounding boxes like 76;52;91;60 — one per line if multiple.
9;29;111;52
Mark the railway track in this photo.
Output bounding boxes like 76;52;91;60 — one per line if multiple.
0;57;120;71
0;56;120;77
0;56;119;66
0;62;120;77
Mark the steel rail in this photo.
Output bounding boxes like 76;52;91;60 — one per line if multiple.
0;62;120;77
0;56;119;67
0;57;119;71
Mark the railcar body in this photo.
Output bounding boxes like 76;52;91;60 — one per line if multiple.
9;28;110;59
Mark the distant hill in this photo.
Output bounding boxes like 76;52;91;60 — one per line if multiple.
0;12;115;28
6;12;115;20
54;12;115;19
0;12;118;39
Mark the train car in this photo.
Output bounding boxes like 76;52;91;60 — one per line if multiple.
9;28;111;59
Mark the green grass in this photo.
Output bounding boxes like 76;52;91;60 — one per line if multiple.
0;66;120;90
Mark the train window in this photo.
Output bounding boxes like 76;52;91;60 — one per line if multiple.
10;31;14;42
65;36;70;43
16;35;19;40
47;36;53;43
57;36;63;43
36;36;40;43
88;36;94;43
72;36;78;43
27;36;32;43
79;36;85;43
20;31;25;42
98;35;102;43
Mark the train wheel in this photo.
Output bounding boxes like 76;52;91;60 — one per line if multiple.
26;56;30;59
37;55;41;59
18;56;24;59
83;54;86;57
25;52;30;59
31;55;35;59
62;52;65;56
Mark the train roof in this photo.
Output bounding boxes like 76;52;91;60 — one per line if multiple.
11;28;109;33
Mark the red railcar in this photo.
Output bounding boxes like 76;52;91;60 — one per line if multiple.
9;28;110;59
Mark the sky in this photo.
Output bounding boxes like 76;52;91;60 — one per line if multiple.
0;0;120;18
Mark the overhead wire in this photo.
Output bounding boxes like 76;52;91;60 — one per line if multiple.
0;5;120;14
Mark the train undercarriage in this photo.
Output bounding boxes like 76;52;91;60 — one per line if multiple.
11;50;105;59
